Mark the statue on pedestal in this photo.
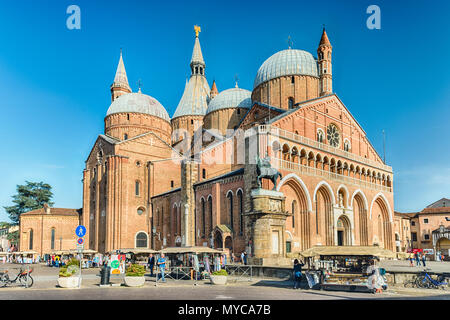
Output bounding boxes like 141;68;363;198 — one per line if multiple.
256;155;282;191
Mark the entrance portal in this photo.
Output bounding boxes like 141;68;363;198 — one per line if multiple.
336;215;351;246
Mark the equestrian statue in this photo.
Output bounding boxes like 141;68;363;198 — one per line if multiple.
256;154;283;190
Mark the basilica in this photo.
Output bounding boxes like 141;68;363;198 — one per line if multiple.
20;27;396;262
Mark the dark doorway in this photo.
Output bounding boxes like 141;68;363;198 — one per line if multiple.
337;231;344;246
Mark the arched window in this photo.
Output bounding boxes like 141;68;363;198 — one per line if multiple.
291;76;295;84
29;229;33;250
135;232;148;248
135;181;140;196
51;228;55;250
344;139;351;152
201;198;206;237
317;129;324;143
292;200;296;228
288;97;294;109
227;192;233;231
202;169;206;179
208;196;213;235
237;190;244;235
124;133;128;140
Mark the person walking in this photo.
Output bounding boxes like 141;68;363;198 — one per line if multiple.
243;252;248;265
409;253;414;267
148;254;155;277
157;254;167;282
414;252;420;266
441;253;445;262
421;253;426;267
240;252;245;264
293;259;305;289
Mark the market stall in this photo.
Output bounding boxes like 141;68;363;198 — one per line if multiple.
300;246;395;293
69;249;99;268
109;248;159;266
158;246;224;281
17;251;39;264
47;250;73;267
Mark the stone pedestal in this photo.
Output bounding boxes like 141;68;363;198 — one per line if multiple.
245;189;291;266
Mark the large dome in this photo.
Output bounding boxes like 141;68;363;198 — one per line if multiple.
206;87;252;114
106;92;170;122
254;49;318;89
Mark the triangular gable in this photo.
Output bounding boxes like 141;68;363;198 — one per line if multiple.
269;94;385;165
85;134;119;163
239;102;285;130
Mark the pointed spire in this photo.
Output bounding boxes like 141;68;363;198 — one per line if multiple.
319;26;331;47
190;25;205;73
210;80;218;99
112;49;131;91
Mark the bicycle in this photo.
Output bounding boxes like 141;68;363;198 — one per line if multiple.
0;267;34;288
414;272;447;290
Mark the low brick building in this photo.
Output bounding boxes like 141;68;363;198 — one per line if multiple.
19;204;81;256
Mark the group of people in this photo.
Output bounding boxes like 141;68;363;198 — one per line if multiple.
409;252;428;267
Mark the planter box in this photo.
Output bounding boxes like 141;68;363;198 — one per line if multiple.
58;276;81;288
210;275;227;285
124;276;145;287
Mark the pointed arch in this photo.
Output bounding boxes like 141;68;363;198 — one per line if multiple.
276;173;312;211
370;192;393;222
313;181;336;206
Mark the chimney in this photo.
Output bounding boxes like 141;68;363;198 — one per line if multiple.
43;203;50;214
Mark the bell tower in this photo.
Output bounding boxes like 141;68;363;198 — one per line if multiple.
317;27;333;96
110;49;131;102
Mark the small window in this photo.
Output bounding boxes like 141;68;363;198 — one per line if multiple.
135;181;140;196
127;114;130;121
411;221;415;226
286;241;292;253
288;97;294;109
202;169;206;179
124;133;128;140
237;109;240;115
424;219;428;224
424;234;430;240
191;119;194;125
291;76;295;84
171;181;174;188
412;232;417;242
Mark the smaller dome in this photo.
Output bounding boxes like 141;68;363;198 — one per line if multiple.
106;92;170;122
206;87;252;115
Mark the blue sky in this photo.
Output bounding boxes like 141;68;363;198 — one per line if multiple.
0;0;449;222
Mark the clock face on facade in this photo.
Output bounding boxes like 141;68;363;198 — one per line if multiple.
327;124;340;147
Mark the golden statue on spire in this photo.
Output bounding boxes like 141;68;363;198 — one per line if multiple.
194;25;201;37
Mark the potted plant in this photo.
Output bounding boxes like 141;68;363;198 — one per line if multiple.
210;269;228;285
57;258;81;288
124;264;146;287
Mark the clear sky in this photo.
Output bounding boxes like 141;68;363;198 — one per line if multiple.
0;0;449;222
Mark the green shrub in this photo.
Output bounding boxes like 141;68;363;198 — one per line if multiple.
59;264;79;277
212;269;228;276
126;264;146;277
66;258;80;267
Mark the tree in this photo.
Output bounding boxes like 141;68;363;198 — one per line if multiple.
3;181;54;224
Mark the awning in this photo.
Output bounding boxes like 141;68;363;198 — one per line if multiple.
108;248;158;254
16;251;39;255
49;250;72;255
299;246;396;258
159;246;224;254
69;249;98;255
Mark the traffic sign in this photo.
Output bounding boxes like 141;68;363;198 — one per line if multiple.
76;225;86;237
77;238;84;245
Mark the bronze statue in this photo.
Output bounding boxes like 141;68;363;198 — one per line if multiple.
256;155;282;190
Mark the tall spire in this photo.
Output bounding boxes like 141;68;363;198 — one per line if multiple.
190;25;205;76
210;80;218;99
319;26;331;47
110;49;131;101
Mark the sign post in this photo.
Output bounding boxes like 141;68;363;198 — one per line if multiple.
75;225;86;289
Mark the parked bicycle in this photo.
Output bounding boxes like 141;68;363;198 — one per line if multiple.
0;267;34;288
404;272;448;290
